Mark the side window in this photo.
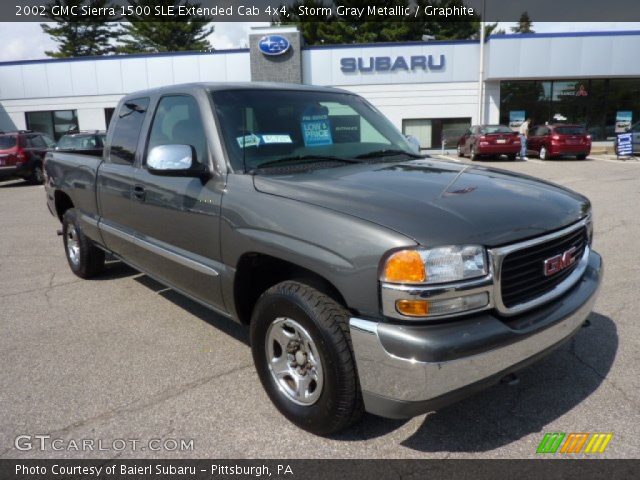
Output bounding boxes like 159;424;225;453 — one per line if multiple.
26;135;46;148
147;95;206;166
109;98;149;165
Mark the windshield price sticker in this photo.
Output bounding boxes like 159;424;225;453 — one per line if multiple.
301;114;333;147
236;134;292;148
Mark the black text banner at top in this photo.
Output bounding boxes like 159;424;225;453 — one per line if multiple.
5;0;640;23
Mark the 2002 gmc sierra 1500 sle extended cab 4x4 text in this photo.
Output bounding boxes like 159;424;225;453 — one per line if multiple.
44;83;602;435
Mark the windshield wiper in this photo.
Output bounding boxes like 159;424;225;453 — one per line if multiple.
355;149;423;159
252;154;362;171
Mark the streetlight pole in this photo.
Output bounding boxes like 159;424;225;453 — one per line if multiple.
477;0;486;125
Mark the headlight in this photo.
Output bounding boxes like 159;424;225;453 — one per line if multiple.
382;245;487;285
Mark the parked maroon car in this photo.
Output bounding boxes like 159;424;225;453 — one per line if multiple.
0;130;56;183
527;124;591;160
457;125;521;160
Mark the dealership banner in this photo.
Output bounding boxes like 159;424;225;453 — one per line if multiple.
2;459;640;480
3;0;640;22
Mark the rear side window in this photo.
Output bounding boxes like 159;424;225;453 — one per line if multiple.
0;136;17;149
109;98;149;165
555;126;586;135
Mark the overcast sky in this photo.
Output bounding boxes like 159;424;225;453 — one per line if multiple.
1;21;639;62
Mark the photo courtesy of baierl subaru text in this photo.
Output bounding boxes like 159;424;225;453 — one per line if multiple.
1;0;639;479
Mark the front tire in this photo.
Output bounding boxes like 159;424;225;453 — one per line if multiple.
28;165;44;184
577;154;587;160
62;209;105;279
457;144;465;158
470;146;478;161
250;281;363;435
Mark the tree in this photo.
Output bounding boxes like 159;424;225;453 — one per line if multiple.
511;11;534;33
41;0;118;57
117;0;214;53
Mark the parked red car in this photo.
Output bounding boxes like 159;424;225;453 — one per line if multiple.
0;130;56;184
457;125;521;160
527;124;591;160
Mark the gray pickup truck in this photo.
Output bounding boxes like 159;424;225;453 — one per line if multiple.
45;83;602;435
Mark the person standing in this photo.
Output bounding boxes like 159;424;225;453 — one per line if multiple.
518;118;531;160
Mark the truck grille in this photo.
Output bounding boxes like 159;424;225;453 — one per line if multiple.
500;226;588;308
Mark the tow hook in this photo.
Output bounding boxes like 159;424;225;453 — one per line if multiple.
500;373;520;386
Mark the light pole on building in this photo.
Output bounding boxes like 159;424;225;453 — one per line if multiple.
477;0;486;125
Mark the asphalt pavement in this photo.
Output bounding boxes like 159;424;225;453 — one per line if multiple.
0;154;638;459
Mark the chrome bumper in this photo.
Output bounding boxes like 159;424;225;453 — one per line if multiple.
350;250;602;419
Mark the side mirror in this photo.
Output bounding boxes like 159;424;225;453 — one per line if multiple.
146;144;209;178
405;135;421;153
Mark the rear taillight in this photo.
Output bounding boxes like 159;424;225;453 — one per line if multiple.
586;135;592;141
16;148;26;165
551;135;561;141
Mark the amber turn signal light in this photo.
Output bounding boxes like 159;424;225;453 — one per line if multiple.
395;299;429;317
383;250;426;283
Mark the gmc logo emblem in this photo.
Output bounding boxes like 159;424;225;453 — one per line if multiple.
543;247;578;277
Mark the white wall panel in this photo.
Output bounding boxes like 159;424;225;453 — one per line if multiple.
70;62;98;96
173;56;200;84
146;57;173;89
95;59;123;95
22;64;48;98
45;63;73;97
121;58;148;93
224;53;251;82
0;66;25;99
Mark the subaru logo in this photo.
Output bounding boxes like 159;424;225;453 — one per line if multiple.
258;35;290;56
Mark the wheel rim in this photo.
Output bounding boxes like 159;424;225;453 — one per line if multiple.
457;146;462;156
34;167;43;183
471;148;476;158
265;317;324;406
66;224;81;267
540;147;546;160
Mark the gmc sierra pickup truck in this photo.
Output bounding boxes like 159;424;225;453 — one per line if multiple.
45;83;602;435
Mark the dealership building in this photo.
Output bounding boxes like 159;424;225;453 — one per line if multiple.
1;26;639;148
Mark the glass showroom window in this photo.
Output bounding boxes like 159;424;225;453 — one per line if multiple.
25;110;78;141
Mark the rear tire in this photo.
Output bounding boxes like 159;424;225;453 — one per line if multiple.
539;146;549;160
250;281;363;435
62;209;105;279
577;154;587;160
507;154;517;161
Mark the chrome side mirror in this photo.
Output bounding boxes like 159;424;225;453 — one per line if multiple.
147;144;194;172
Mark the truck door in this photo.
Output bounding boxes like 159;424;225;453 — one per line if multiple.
97;97;150;261
129;94;226;311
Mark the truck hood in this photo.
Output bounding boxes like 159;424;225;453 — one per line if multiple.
253;159;590;247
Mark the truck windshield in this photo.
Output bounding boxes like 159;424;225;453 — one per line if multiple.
211;89;418;172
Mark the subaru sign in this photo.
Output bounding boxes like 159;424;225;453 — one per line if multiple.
258;35;291;56
340;55;445;73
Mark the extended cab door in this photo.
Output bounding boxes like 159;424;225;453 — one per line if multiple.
128;93;226;310
97;97;150;260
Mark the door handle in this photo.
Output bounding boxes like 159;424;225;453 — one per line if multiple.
133;185;146;201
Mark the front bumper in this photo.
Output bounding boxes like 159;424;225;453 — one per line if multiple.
349;250;602;419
